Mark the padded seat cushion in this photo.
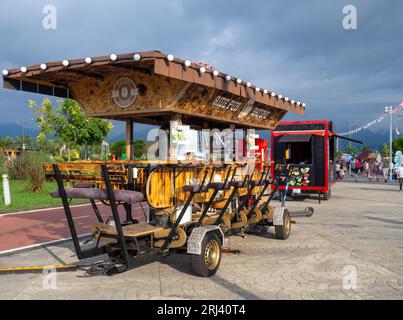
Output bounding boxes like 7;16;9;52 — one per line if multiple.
230;180;248;188
209;182;232;190
183;184;210;193
74;183;96;188
249;179;264;187
52;187;144;203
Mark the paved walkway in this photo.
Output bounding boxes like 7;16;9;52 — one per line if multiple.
0;181;402;299
0;203;148;253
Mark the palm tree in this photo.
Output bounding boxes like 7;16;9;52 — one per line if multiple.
14;135;37;150
0;136;15;153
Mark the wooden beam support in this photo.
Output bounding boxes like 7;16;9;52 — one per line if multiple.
125;119;134;160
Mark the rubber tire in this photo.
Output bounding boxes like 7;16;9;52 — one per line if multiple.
323;190;331;200
305;207;314;217
190;232;221;277
275;209;291;240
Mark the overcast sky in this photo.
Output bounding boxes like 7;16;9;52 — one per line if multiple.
1;0;402;136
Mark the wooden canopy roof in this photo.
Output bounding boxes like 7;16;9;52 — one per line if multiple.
2;50;305;130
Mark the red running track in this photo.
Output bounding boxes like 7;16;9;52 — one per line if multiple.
0;202;148;253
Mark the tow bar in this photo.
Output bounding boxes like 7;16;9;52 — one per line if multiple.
288;207;314;218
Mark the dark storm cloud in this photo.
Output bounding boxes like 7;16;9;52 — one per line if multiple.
0;0;402;133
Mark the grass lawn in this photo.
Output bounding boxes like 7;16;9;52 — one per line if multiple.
0;179;86;213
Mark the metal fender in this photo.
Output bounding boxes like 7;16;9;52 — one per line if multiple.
187;225;224;255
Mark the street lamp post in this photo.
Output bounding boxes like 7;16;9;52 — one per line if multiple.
385;106;393;181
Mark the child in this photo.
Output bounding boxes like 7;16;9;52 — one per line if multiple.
338;166;345;181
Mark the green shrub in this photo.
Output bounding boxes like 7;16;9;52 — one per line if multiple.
5;152;50;192
0;155;5;175
26;152;49;192
6;154;31;180
53;155;64;163
89;153;101;160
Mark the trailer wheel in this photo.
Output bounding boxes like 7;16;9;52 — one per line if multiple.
190;232;221;277
275;209;291;240
323;190;331;200
305;207;314;217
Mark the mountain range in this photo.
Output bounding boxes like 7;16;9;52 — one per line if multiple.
0;123;393;151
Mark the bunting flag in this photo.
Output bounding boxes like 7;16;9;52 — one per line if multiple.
339;114;387;136
339;102;403;136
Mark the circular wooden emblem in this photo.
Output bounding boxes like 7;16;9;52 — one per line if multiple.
111;77;138;108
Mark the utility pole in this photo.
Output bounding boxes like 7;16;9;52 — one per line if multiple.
385;106;393;181
349;120;352;150
336;137;339;154
17;120;27;151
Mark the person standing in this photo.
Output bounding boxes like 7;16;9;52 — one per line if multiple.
355;159;362;182
339;165;345;181
335;161;340;180
398;163;403;192
382;160;389;183
350;158;356;180
364;161;370;180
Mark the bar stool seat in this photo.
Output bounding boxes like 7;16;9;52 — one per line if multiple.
230;180;248;188
182;184;210;193
51;187;144;204
209;181;232;190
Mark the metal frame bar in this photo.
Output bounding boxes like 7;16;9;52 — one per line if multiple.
214;164;253;225
214;188;237;226
90;199;104;223
196;164;236;227
161;190;195;251
52;164;107;259
161;164;222;250
247;180;272;215
101;165;131;269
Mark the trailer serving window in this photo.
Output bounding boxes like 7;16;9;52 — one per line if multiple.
278;134;312;164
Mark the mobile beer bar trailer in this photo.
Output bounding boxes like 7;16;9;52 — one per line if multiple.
271;120;361;201
2;51;305;276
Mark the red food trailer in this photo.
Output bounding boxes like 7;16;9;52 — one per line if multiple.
270;120;361;200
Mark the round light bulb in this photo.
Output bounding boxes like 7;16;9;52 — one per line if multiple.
291;100;295;104
133;54;141;61
213;70;219;76
285;97;289;102
20;66;27;73
302;103;306;107
256;87;260;92
184;60;191;67
2;69;9;76
225;75;231;81
85;57;92;64
40;63;47;70
247;82;251;87
110;54;118;61
263;89;268;94
62;60;69;67
271;92;276;97
167;54;174;61
200;66;206;73
236;78;242;84
278;94;283;99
